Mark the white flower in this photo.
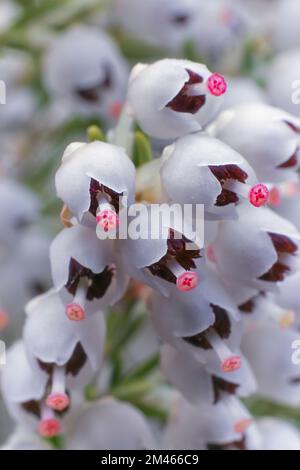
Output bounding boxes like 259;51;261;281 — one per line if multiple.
0;179;40;255
192;0;250;70
120;204;204;295
272;0;300;52
114;0;200;51
149;269;243;374
128;59;227;139
66;398;155;450
43;26;128;119
161;133;269;219
161;343;256;406
221;77;267;112
50;225;128;320
24;290;106;412
272;184;300;229
242;318;300;406
0;341;59;438
0;227;51;325
0;1;19;33
210;103;300;183
1;425;52;450
164;396;254;450
266;49;300;119
55;140;135;232
213;204;300;291
255;418;300;450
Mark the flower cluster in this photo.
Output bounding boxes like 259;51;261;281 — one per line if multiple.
3;0;300;452
2;50;300;450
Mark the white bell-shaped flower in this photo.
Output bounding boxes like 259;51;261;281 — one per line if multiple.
43;26;128;119
211;103;300;183
164;396;254;450
0;341;62;439
114;0;200;51
272;0;300;52
0;2;19;33
192;0;250;71
161;344;256;406
242;318;300;406
50;225;128;320
120;204;204;295
273;184;300;230
0;178;40;255
266;49;300;119
0;227;51;326
221;77;268;112
150;269;243;374
255;418;300;451
24;290;106;413
128;59;227;139
66;397;155;450
213;204;300;291
161;133;269;219
55;140;135;232
1;425;52;450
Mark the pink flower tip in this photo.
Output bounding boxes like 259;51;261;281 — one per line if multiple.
0;310;8;331
279;310;295;329
221;355;241;373
38;418;61;438
268;187;281;207
207;73;227;96
176;271;199;292
65;303;85;321
96;209;119;233
249;184;269;207
46;393;70;412
109;101;123;119
234;418;253;434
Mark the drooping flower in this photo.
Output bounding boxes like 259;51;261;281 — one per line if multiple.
149;269;243;373
128;59;227;139
0;341;61;438
161;133;269;220
50;225;128;320
55;140;135;233
43;26;128;119
66;398;155;450
213;204;300;291
266;49;300;119
23;290;106;412
114;0;200;52
161;343;256;406
242;318;300;406
120;204;203;295
164;396;254;450
210;103;300;183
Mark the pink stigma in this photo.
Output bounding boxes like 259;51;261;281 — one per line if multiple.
207;73;227;96
65;303;85;321
176;271;199;292
249;184;269;207
0;310;8;331
207;244;216;263
221;355;241;373
234;418;252;434
96;210;119;233
38;418;61;438
46;393;70;412
109;101;123;119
